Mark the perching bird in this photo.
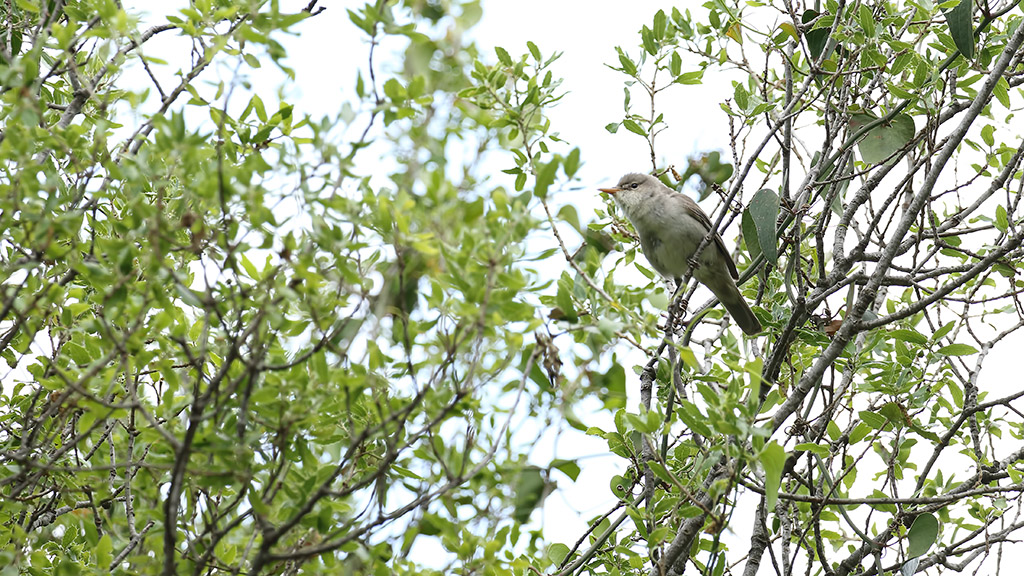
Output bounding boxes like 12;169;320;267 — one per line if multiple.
599;172;762;335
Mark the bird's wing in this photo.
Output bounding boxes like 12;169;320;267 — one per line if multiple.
677;194;740;280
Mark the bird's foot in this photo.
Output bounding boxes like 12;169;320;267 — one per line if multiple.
669;296;690;333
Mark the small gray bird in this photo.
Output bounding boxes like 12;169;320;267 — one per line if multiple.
599;173;762;335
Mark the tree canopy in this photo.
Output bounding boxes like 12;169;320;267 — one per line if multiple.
2;1;1024;575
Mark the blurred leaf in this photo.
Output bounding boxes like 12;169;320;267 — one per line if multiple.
623;119;646;136
495;46;512;65
534;158;560;198
555;280;578;323
548;543;570;565
760;441;786;510
641;25;657;55
617;49;637;76
551;459;581;481
512;467;550;523
889;329;927;345
563;147;581;178
851;113;916;164
527;40;541;60
901;558;921;576
653;10;667;40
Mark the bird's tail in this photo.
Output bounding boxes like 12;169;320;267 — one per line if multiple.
718;285;762;336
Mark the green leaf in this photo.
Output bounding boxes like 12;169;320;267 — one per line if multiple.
744;188;780;266
608;474;629;500
858;5;875;37
641;25;657;55
734;82;749;110
993;77;1010;108
878;402;908;428
563;147;581;178
65;342;90;365
527;41;541;60
677;401;714;437
248;491;270;517
534;158;560;199
512;467;548;523
240;254;260;279
760;441;786;510
802;10;830;61
555;279;578;323
942;0;974;59
14;0;39;13
937;343;978;356
558;204;580;232
548;543;571;565
617;51;637;76
981;124;995;147
653;10;667;40
676;345;700;370
890;329;928;345
515;171;527;191
907;513;939;558
932;321;955;341
625;406;660;434
674;70;704;84
551;459;581;481
648;461;674;484
495;46;513;66
859;410;889;430
851;113;916;164
996;205;1008;233
383;78;406;101
794;442;831;456
95;533;113;567
622;119;646;136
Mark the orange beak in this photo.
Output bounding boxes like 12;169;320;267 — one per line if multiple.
598;186;621;195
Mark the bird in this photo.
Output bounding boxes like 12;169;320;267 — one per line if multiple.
599;172;762;335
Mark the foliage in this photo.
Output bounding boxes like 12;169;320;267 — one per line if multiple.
573;1;1024;575
0;0;575;574
2;0;1024;575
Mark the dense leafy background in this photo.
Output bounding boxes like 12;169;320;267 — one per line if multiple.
2;1;1024;575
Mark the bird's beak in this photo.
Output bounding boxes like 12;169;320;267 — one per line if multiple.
598;186;621;196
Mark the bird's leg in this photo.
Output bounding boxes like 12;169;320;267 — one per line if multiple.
669;277;689;333
671;300;691;334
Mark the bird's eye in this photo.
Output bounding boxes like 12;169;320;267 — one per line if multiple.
630;182;639;189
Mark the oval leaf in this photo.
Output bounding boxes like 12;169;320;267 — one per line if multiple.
907;513;939;558
760;441;787;510
745;188;780;266
852;113;916;164
942;0;974;59
937;343;978;356
801;10;830;60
